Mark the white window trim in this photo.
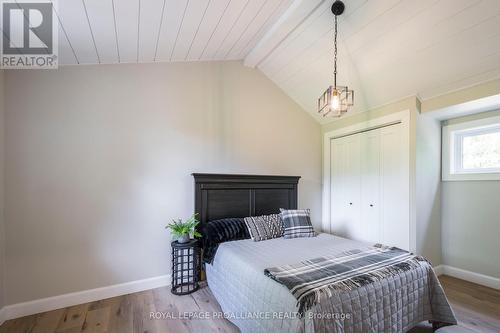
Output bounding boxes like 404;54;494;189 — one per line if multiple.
442;114;500;181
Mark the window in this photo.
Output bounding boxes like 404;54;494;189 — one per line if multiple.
443;114;500;181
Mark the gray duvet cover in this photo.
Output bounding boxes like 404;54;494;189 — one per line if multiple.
205;233;456;333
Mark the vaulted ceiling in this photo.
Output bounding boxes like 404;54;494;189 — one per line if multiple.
48;0;500;123
53;0;292;64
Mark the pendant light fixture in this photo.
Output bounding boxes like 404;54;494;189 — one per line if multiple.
317;0;354;117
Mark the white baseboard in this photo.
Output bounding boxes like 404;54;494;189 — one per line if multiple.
439;265;500;290
433;265;444;276
2;274;170;323
0;306;6;326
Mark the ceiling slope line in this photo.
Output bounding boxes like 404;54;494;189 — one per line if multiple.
350;0;480;59
50;0;79;64
361;8;500;81
111;0;120;63
186;0;212;60
267;0;402;78
347;0;440;55
258;0;331;74
223;0;268;59
153;0;167;62
199;0;232;60
269;21;333;83
169;0;190;62
236;0;287;59
136;0;140;63
213;0;250;60
273;11;362;87
243;0;327;68
420;50;500;100
81;0;101;63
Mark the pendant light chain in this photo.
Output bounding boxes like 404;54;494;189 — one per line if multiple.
333;14;338;88
317;1;354;117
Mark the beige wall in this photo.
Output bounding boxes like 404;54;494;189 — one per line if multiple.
4;61;322;304
421;78;500;113
441;110;500;278
0;70;5;310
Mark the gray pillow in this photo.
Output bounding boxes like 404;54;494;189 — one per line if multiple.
280;209;316;238
244;214;283;242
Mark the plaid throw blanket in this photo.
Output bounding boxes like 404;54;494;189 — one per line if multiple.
264;245;429;314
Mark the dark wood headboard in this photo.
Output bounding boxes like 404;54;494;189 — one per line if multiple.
193;173;300;225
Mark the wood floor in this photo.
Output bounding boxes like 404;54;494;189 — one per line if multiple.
1;275;499;333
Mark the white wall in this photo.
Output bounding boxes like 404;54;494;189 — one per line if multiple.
0;70;5;311
415;113;442;265
4;61;322;305
441;110;500;278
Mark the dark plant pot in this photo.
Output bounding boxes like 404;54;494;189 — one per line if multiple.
177;234;190;244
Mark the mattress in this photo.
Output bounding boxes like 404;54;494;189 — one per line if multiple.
205;233;456;333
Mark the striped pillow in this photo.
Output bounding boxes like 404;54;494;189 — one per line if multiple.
244;214;283;242
280;209;316;238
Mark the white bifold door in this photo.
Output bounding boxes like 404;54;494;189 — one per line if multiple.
330;123;410;250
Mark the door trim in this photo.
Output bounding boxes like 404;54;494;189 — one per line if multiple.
322;110;415;252
332;120;402;140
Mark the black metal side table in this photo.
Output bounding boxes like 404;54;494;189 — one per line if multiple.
171;239;201;295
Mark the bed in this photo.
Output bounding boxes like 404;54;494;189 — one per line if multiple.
193;174;457;333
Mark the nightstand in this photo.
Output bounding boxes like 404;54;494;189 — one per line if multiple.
171;239;201;295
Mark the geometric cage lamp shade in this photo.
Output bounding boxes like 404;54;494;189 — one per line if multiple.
318;85;354;117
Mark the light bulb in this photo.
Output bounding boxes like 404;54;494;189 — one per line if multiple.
331;90;340;110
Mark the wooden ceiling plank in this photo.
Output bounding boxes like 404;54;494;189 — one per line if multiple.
234;0;293;60
259;2;332;76
56;0;98;64
340;0;401;40
83;0;118;64
113;0;139;63
352;0;477;71
155;0;189;62
225;0;286;60
57;28;78;65
186;0;231;61
170;0;210;62
246;0;368;69
138;0;165;62
257;0;332;73
209;0;253;60
258;0;369;77
50;4;78;65
346;0;438;54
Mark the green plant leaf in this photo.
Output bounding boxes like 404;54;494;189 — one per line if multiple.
165;213;201;238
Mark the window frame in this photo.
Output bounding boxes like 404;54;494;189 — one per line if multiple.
442;114;500;181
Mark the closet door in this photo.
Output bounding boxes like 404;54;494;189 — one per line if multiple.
328;116;411;250
359;129;381;244
380;124;410;250
330;135;361;239
343;135;361;239
330;136;348;237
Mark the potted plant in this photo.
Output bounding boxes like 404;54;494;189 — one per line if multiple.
166;213;202;243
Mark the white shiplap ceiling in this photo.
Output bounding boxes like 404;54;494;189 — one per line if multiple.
53;0;292;64
48;0;500;122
